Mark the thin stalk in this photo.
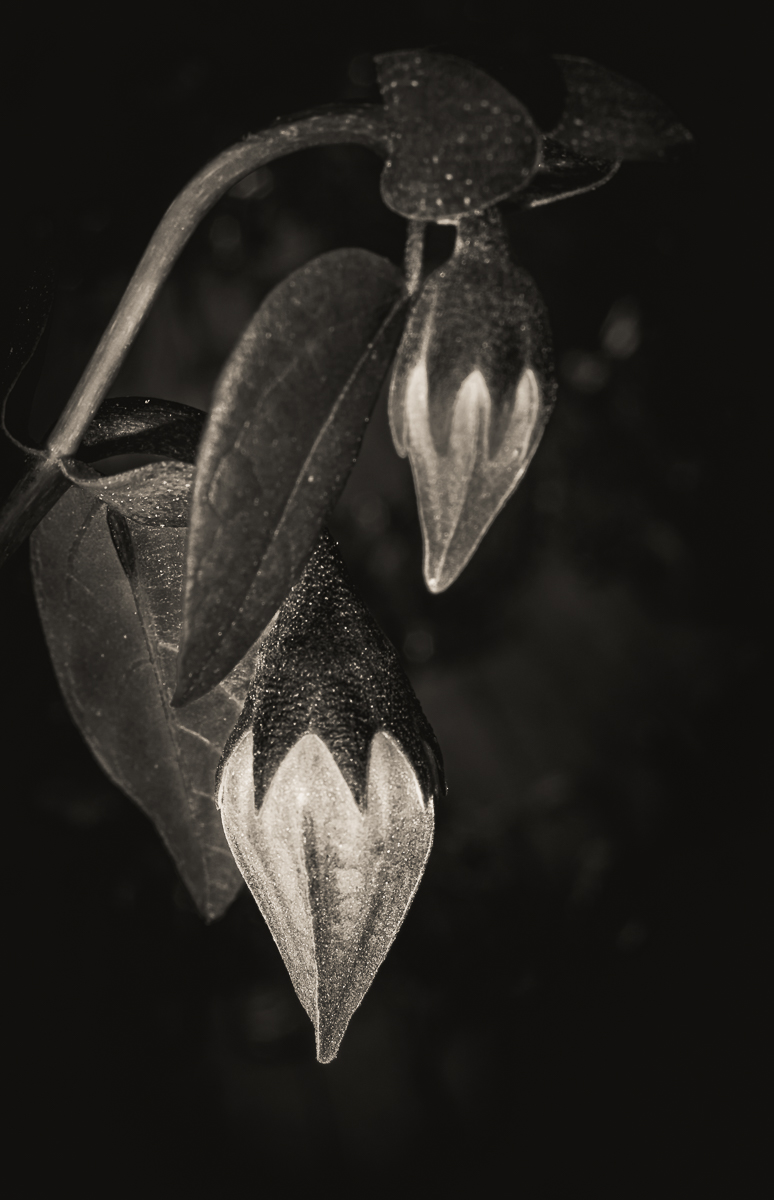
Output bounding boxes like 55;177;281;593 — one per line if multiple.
0;105;390;566
404;220;426;295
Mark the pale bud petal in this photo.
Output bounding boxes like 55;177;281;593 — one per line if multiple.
405;365;486;591
425;364;542;592
219;728;433;1063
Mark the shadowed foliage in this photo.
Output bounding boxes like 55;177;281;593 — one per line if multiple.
31;485;259;919
176;248;408;707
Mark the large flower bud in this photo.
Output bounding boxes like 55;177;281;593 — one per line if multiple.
217;531;443;1062
389;209;555;592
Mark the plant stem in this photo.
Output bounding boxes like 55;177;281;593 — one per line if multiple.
404;221;426;295
0;105;390;567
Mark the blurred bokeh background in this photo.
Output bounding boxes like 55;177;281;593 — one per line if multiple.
1;2;763;1195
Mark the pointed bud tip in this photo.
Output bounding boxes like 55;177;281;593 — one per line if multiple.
425;571;449;595
424;547;465;593
315;1019;345;1064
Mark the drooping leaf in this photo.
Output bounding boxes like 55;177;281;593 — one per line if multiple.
1;397;206;566
175;248;407;708
30;484;258;920
516;136;620;209
550;56;693;162
218;530;443;1061
70;397;206;526
61;457;193;527
79;396;207;464
374;49;541;220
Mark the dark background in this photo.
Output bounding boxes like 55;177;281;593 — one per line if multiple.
1;2;764;1195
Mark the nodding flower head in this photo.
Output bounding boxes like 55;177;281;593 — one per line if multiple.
389;210;556;593
217;531;443;1063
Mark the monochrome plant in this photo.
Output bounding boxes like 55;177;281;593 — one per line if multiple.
0;49;691;1060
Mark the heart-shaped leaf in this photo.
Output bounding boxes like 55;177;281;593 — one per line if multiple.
175;248;407;708
375;49;541;220
30;484;258;920
550;56;693;162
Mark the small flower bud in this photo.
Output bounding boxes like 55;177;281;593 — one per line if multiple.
217;532;443;1062
389;210;555;592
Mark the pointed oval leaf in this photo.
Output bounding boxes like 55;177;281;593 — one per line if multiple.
30;485;259;920
375;49;541;220
176;248;407;708
550;56;693;162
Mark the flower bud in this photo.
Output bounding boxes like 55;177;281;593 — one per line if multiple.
389;210;555;592
217;531;443;1062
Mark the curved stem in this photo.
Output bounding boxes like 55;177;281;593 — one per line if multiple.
50;105;389;456
0;104;390;566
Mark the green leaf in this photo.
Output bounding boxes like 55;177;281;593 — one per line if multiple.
551;56;693;162
375;49;541;220
30;485;257;920
175;248;407;708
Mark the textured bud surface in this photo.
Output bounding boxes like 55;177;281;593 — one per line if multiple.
217;532;444;1060
389;211;555;591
